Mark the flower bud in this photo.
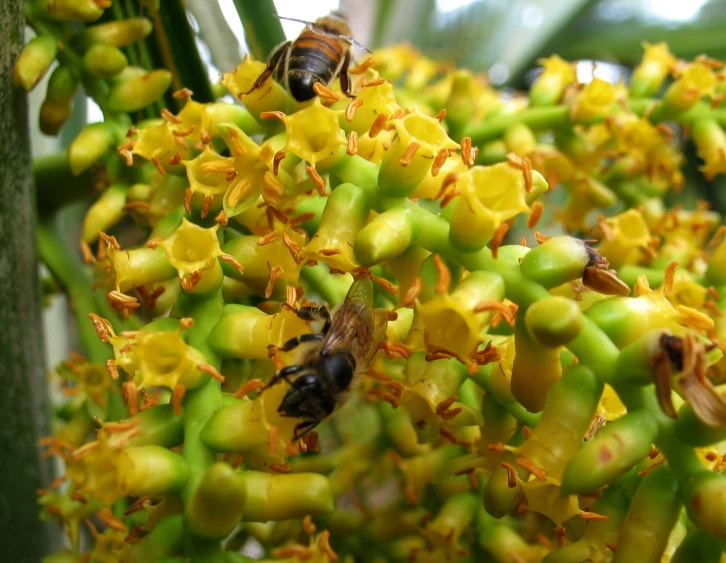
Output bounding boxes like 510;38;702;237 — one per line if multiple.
355;207;417;266
612;465;680;563
662;62;715;115
73;18;153;50
449;164;548;252
13;35;57;92
68;122;119;175
597;209;652;269
423;493;478;550
630;42;677;98
561;410;659;494
671;530;722;563
675;401;726;447
519;236;590;289
303;182;370;271
518;365;602;479
415;271;505;362
185;463;246;538
203;102;262;137
37;0;103;22
570;78;616;122
117;445;189;497
378;108;459;197
107;69;172;113
530;55;576;107
692;119;726;180
208;306;307;360
445;70;478;136
83;44;128;78
124;514;184;562
39;65;79;135
100;243;175;292
684;472;726;540
511;315;562;413
239;471;334;521
503;123;537;155
525;296;583;347
82;184;129;243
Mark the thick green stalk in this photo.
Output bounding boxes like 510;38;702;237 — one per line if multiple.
34;152;94;217
0;0;59;557
232;0;285;62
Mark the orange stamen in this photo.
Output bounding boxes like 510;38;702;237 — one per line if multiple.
197;363;225;383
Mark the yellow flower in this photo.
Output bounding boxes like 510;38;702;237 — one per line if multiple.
379;106;460;197
280;98;347;168
415;271;505;363
662;62;716;114
570;78;616;122
449;163;548;251
530;55;577;106
89;530;129;563
597;209;652;269
134;329;209;389
692;119;726;180
341;70;400;135
373;45;421;83
221;56;291;116
559;175;617;232
630;42;677;97
613;115;662;162
131;120;187;173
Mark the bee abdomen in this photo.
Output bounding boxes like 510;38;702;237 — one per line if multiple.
288;38;340;101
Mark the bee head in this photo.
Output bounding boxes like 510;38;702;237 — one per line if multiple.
278;373;336;421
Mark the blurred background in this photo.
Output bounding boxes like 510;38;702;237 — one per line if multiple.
32;0;726;366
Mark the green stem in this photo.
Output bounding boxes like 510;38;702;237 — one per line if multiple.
463;106;569;145
232;0;285;62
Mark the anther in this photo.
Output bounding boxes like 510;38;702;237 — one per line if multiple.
368;113;388;138
490;223;510;259
312;82;340;101
219;254;245;275
184;188;192;215
349;57;375;74
347;130;358;155
400;142;420;167
306;165;326;196
345;98;364;121
431;148;449;177
273;150;286;175
197;363;225;383
501;462;518;487
266;264;284;299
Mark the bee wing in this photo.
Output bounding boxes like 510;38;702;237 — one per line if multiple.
322;277;387;367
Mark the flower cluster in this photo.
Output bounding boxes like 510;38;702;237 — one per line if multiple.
27;13;726;563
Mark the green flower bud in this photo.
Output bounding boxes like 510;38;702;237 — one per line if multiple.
355;207;418;266
37;0;103;21
83;44;128;78
239;471;334;521
39;65;79;135
706;234;726;286
518;365;602;479
107;69;172;113
67;122;118;176
445;70;477;136
423;493;478;550
614;330;674;386
303;182;370;271
13;36;58;92
520;236;591;289
612;465;681;563
185;463;246;538
511;314;562;413
82;184;129;244
125;516;184;563
675;402;726;447
117;405;184;448
661;62;715;116
483;458;524;518
562;410;659;494
73;18;153;50
117;445;189;496
100;244;175;292
525;296;583;347
683;472;726;540
671;530;722;563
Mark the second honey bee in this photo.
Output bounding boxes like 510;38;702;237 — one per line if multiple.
263;277;388;440
244;12;369;102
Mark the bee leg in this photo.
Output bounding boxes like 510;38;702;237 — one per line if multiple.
295;305;332;334
339;49;355;98
278;332;325;353
241;41;291;96
293;420;320;441
263;364;305;391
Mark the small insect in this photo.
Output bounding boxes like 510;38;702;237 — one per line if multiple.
263;276;389;440
243;12;370;102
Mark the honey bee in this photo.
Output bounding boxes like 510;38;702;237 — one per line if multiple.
264;276;389;440
243;12;370;102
